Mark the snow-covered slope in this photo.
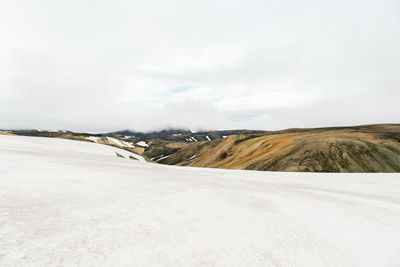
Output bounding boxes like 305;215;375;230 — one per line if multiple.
136;140;148;147
85;136;100;143
1;135;400;266
106;137;135;148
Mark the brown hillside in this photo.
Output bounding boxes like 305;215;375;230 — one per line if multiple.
0;131;14;135
156;124;400;172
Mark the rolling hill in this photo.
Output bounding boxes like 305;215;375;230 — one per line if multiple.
6;124;400;172
154;124;400;172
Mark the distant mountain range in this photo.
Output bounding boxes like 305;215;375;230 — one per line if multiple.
3;124;400;172
108;128;267;141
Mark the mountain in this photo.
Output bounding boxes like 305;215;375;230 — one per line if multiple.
6;124;400;172
107;128;266;142
152;124;400;172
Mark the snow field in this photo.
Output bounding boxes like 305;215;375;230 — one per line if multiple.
0;135;400;266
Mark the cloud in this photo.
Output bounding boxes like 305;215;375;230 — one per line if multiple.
0;0;399;132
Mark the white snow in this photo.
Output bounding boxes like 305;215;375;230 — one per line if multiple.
188;154;196;160
136;141;148;147
120;140;135;148
106;137;125;147
206;135;211;141
1;135;400;267
113;148;145;162
150;155;160;161
155;154;172;162
124;142;135;148
104;137;135;148
222;135;227;138
185;136;198;142
86;136;100;143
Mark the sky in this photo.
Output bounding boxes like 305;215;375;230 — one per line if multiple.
0;0;399;132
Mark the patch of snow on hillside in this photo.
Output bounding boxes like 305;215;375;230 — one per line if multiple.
222;135;227;138
105;137;135;148
206;136;211;141
121;141;135;148
106;137;125;147
136;141;148;147
86;136;100;143
188;154;196;160
156;154;171;162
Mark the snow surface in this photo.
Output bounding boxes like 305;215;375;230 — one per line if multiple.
84;137;138;156
86;136;100;143
1;135;400;267
206;135;211;141
136;141;148;147
185;136;198;142
120;141;135;148
107;137;125;147
99;137;135;148
112;148;145;162
155;154;172;162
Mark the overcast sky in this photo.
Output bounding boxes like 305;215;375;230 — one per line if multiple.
0;0;399;132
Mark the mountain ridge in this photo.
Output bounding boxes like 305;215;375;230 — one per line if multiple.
5;124;400;172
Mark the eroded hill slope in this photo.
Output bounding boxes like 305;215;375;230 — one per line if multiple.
157;124;400;172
